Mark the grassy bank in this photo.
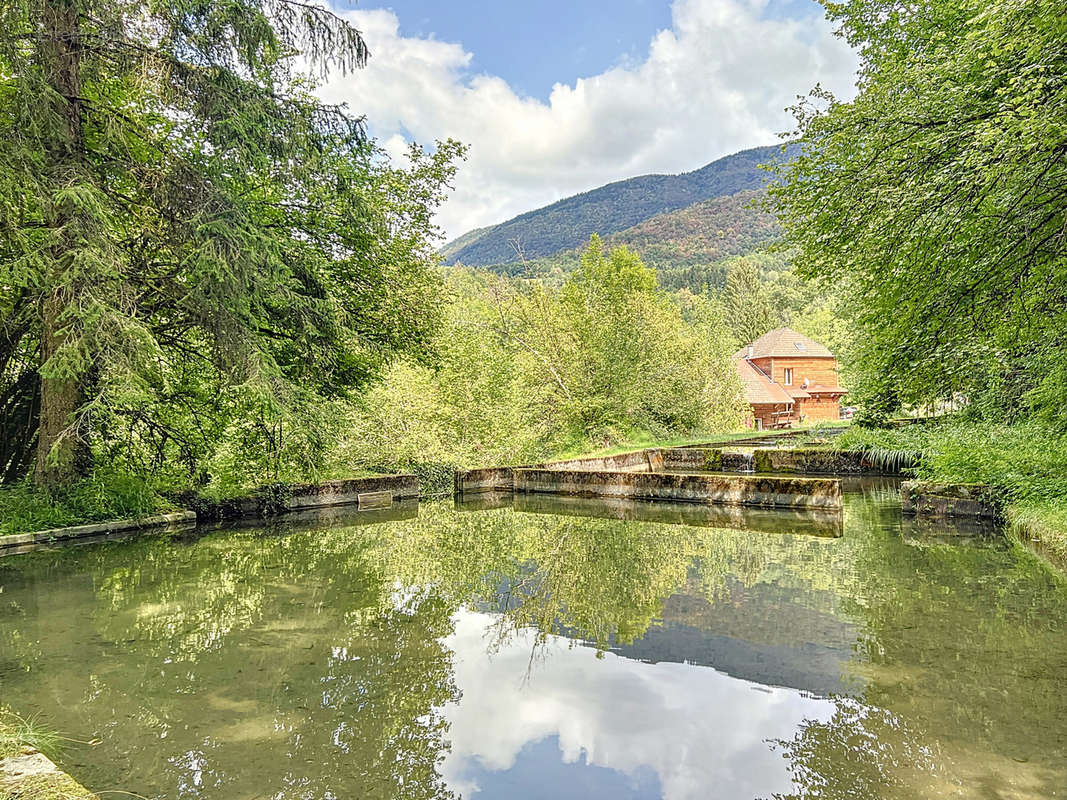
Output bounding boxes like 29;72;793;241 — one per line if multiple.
0;472;169;537
834;420;1067;564
0;709;96;800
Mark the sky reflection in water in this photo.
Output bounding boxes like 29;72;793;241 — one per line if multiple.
441;611;834;800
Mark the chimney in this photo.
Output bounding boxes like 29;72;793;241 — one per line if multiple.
747;346;754;359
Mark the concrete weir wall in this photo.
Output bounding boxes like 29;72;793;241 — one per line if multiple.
753;448;906;475
901;481;1002;521
454;450;665;495
514;469;841;510
182;475;419;521
454;448;844;509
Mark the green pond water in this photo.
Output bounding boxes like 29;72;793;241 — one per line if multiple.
1;481;1065;799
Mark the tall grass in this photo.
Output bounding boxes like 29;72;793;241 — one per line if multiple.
0;470;166;536
0;709;62;758
837;420;1067;504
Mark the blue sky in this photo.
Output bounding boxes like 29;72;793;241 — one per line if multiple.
322;0;857;238
348;0;828;101
347;1;676;101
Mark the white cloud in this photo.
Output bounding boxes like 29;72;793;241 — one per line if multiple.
319;0;857;240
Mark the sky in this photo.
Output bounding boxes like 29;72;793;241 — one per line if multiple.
319;0;859;241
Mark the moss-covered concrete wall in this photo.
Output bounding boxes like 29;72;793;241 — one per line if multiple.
513;469;842;510
901;481;1003;521
752;448;903;475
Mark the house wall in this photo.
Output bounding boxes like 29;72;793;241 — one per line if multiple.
752;356;841;389
798;395;843;422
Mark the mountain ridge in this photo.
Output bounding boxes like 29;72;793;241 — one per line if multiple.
442;143;793;267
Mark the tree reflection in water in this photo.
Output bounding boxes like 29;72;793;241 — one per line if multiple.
0;490;1064;799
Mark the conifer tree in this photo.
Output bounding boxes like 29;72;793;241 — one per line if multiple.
0;1;460;485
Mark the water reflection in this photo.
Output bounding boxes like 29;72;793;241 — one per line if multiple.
441;611;834;800
0;492;1064;799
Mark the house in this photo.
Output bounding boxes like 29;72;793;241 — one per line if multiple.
735;328;848;430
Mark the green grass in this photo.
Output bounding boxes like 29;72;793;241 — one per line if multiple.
0;709;62;760
0;710;97;799
0;471;168;537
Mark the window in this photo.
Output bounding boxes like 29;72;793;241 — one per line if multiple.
784;368;793;386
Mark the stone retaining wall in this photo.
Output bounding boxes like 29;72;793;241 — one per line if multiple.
177;474;419;521
513;469;841;509
454;451;664;494
901;481;1002;521
752;448;903;475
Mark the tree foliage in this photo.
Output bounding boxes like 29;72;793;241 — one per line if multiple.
344;237;746;488
771;0;1067;423
0;0;463;486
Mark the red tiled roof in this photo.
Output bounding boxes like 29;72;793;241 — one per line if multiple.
733;327;834;359
736;359;794;406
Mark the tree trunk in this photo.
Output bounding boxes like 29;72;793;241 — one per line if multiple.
35;0;89;488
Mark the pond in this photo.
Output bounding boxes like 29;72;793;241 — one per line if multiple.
1;482;1065;799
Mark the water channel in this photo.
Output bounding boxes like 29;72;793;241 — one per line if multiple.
1;480;1064;798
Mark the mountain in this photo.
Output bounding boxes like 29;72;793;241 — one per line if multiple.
607;189;780;271
442;143;792;267
470;187;785;294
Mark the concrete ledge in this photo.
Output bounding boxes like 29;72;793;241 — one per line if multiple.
506;493;843;537
454;466;515;494
661;448;709;471
0;510;196;554
901;481;1002;521
513;469;841;509
752;448;907;475
194;499;420;534
1;749;96;799
178;474;420;521
455;451;664;494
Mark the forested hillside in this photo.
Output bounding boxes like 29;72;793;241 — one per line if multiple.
608;189;780;268
442;144;791;266
470;188;783;292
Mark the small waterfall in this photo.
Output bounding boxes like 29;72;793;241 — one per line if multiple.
740;451;755;474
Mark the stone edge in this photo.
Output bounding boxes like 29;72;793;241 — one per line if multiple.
0;474;419;554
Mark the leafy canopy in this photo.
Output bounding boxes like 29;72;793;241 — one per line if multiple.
771;0;1067;423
